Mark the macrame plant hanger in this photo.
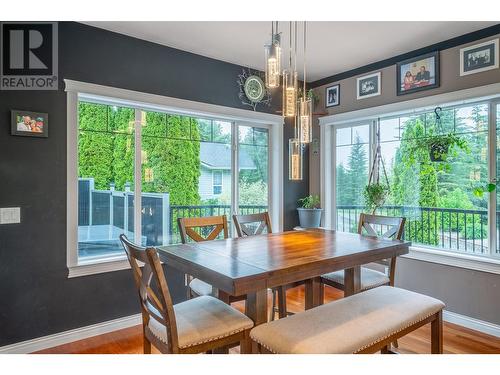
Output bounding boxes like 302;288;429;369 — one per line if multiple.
367;118;390;213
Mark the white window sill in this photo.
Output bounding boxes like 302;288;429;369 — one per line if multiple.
403;246;500;275
67;256;131;278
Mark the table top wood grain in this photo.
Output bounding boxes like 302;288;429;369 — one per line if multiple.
157;229;410;296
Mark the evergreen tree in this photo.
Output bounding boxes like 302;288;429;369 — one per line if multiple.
346;135;368;206
336;163;349;205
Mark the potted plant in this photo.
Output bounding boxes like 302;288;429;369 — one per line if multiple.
413;133;469;162
297;194;322;228
363;183;389;214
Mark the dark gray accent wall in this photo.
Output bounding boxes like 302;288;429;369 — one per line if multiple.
0;22;307;347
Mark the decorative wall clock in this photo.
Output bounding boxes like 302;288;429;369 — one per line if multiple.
237;69;272;111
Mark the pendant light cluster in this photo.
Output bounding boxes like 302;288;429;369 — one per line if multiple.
264;22;281;88
265;21;311;181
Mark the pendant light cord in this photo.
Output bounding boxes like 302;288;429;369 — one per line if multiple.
288;22;291;69
303;21;307;94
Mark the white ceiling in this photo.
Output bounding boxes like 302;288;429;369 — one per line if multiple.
83;21;497;82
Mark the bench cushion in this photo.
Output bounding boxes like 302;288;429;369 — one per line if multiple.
149;296;253;349
322;267;390;291
250;286;444;354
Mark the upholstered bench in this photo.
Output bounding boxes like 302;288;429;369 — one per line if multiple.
250;286;444;354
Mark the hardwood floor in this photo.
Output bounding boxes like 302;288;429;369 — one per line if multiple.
36;285;500;354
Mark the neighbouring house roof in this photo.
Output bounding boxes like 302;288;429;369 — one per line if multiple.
200;142;255;170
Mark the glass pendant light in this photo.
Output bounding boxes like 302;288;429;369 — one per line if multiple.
264;21;281;88
289;137;303;181
283;22;298;118
299;21;312;143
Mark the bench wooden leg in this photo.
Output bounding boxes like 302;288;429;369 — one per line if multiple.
431;311;443;354
240;330;252;354
143;334;151;354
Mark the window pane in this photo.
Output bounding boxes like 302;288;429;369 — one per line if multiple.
336;127;351;146
142;110;166;137
142;114;232;245
238;126;269;227
213;120;232;144
78;102;135;260
192;118;212;142
109;105;135;133
336;104;491;256
167;115;191;139
336;124;369;233
380;118;399;142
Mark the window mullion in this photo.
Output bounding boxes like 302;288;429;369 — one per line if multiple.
488;101;497;256
134;109;143;245
231;122;238;237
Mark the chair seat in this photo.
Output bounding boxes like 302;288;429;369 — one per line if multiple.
322;267;390;291
250;286;445;354
189;278;215;296
149;296;253;349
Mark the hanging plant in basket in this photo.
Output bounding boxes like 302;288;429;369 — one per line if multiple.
412;107;468;162
364;119;390;214
364;183;389;214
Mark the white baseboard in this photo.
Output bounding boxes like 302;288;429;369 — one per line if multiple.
0;314;142;354
443;310;500;338
1;309;499;354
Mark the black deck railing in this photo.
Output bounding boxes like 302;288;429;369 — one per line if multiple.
336;205;499;255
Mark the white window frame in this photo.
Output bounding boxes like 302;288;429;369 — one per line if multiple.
65;79;284;277
320;82;500;275
212;170;223;196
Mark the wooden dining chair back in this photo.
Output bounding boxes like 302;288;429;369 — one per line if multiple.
357;213;406;286
119;234;179;353
357;213;405;240
177;215;235;301
233;212;272;237
178;215;229;243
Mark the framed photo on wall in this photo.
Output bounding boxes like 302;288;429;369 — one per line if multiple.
397;51;440;95
326;84;340;107
11;110;48;138
356;72;381;100
460;39;499;76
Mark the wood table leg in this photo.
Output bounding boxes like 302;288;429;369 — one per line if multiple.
245;289;268;354
245;289;268;326
277;286;287;318
304;277;321;310
344;266;361;297
217;290;231;304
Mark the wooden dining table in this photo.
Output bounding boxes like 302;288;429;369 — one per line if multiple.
156;229;410;326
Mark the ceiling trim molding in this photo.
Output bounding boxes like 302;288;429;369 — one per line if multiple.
310;23;500;88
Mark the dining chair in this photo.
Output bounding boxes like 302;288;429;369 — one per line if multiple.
233;212;301;321
320;213;406;299
119;234;253;354
177;215;245;304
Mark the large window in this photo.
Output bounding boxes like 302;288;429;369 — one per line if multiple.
334;100;500;259
74;98;271;264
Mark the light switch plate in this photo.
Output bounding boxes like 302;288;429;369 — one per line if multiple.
0;207;21;224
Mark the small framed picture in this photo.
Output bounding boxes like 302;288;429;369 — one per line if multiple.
397;51;439;95
356;72;381;100
326;84;340;107
460;39;499;76
11;110;48;138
